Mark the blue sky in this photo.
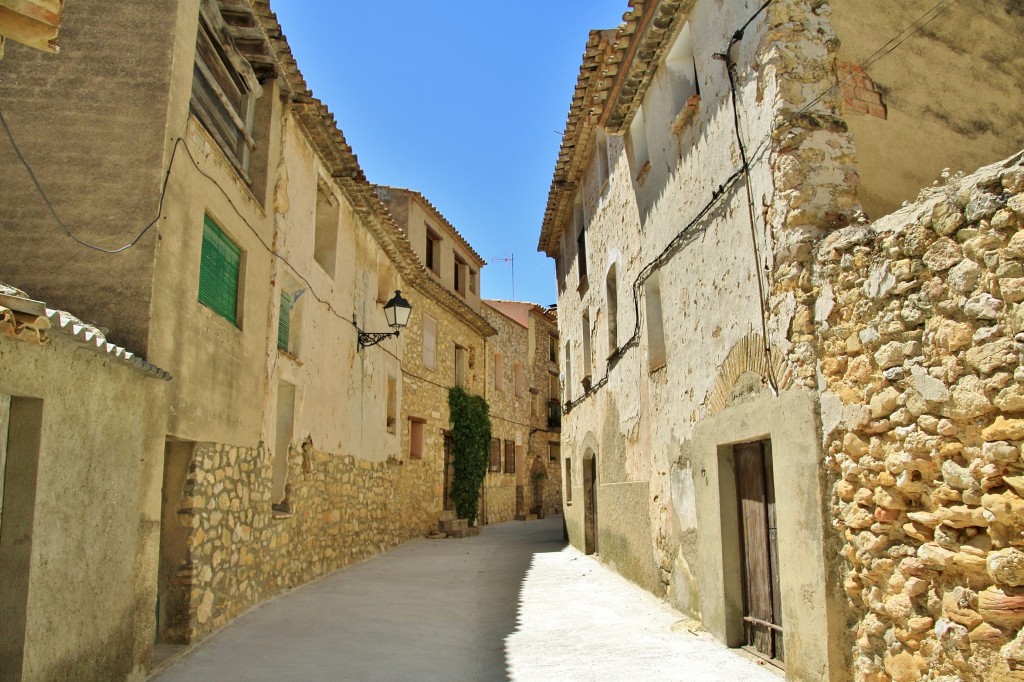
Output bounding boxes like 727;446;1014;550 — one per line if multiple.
273;2;628;307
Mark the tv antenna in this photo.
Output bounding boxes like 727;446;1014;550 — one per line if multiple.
490;255;514;299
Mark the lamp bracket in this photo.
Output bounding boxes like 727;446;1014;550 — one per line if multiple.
358;330;400;349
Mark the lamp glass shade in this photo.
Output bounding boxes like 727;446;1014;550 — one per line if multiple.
384;290;412;329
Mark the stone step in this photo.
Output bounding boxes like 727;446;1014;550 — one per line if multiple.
438;510;457;522
446;526;481;539
439;518;467;532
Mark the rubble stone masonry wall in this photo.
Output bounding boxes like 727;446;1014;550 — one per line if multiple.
173;440;437;642
817;153;1024;681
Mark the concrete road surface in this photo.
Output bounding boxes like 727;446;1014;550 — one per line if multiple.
151;515;781;681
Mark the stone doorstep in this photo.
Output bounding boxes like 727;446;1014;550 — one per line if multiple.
445;527;481;539
439;518;468;532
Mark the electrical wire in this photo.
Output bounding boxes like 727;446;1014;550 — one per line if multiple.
1;106;178;254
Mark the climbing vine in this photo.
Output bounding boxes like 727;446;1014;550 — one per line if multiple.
448;387;491;525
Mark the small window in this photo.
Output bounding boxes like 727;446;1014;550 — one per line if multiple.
645;273;667;371
314;184;339;278
453;253;468;297
665;23;699;122
548;335;558;363
376;259;393;303
581;312;593;386
426;227;441;274
191;0;259;176
454;345;467;389
198;215;241;326
277;290;291;351
489;438;501;472
423;315;437;370
606;264;618;354
563;341;572;402
628;106;650;180
386;375;397;434
548;372;559;402
409;418;425;459
574;194;588;285
504;440;516;474
514;363;524;398
565;457;572;502
549;442;560;463
595;129;610;192
494;352;504;392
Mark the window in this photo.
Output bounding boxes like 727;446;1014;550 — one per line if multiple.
454;345;467;389
272;381;295;506
489;438;501;472
548;372;559;402
493;352;504;392
454;253;467;296
314;183;339;278
574;194;588;285
198;215;241;326
645;273;667;371
514;362;524;398
504;440;516;474
606;264;618;354
665;22;700;132
628;105;650;180
549;442;560;463
595;129;610;192
191;0;259;176
409;418;425;459
549;334;558;363
565;457;572;502
581;312;593;386
563;341;572;402
425;227;441;274
277;290;290;351
377;259;393;303
423;315;437;370
386;375;397;434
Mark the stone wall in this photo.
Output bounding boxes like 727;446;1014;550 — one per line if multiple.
174;439;438;641
817;153;1024;681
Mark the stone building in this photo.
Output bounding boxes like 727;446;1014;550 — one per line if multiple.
483;299;563;520
539;1;1024;680
0;0;491;676
373;186;496;524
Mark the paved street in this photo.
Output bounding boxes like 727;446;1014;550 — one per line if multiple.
151;516;780;682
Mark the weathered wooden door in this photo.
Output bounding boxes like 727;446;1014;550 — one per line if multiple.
735;441;784;665
583;454;598;555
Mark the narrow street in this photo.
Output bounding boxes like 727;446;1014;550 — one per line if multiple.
151;516;780;682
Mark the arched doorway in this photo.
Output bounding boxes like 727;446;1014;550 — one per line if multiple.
582;449;598;555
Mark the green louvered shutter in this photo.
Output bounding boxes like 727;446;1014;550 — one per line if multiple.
198;216;241;326
277;291;290;350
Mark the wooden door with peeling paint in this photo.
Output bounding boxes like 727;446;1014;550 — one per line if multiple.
735;440;784;666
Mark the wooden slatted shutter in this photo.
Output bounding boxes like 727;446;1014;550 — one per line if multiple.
504;440;515;474
198;216;240;326
277;291;290;350
489;438;501;472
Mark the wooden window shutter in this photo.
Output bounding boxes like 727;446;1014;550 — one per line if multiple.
198;216;240;326
489;438;501;472
504;440;515;474
277;291;290;350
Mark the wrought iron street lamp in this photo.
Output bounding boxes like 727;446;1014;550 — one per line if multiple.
357;290;412;349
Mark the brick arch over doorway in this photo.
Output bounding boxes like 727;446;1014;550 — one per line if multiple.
703;333;794;418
